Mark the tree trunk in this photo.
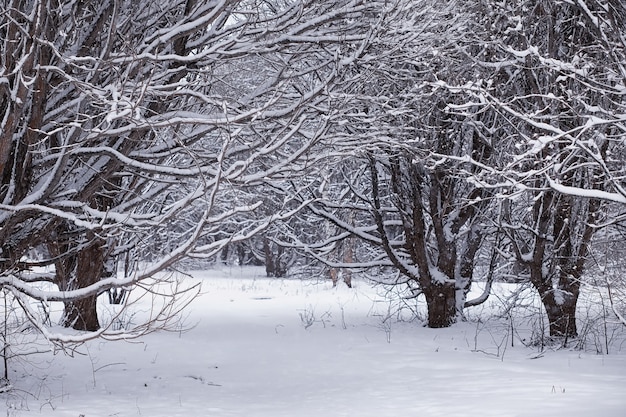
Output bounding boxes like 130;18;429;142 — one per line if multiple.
263;237;287;277
542;291;578;339
423;282;457;328
329;267;339;287
59;237;106;331
328;237;354;288
263;237;275;277
62;294;100;332
342;237;353;288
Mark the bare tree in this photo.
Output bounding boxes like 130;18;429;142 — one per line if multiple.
280;0;502;328
0;0;383;348
439;0;626;338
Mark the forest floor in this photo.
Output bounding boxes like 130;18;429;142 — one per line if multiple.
2;266;626;416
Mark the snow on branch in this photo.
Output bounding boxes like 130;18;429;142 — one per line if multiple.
547;178;626;204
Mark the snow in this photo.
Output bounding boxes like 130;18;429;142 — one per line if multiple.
3;267;625;417
553;288;566;305
428;265;453;284
548;178;626;204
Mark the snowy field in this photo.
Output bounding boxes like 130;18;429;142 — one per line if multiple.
2;266;626;417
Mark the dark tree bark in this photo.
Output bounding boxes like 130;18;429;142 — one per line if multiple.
423;283;457;328
512;172;602;339
61;239;105;331
264;237;287;278
367;147;490;328
543;292;578;339
51;231;106;332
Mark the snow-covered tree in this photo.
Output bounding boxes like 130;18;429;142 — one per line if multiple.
286;0;501;328
445;0;626;337
0;0;383;344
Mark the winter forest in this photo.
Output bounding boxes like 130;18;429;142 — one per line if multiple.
1;0;626;415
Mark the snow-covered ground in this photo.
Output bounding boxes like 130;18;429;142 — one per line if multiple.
3;267;626;416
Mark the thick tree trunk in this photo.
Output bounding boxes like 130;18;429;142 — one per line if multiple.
423;282;457;328
58;237;106;331
62;294;100;332
542;291;578;338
